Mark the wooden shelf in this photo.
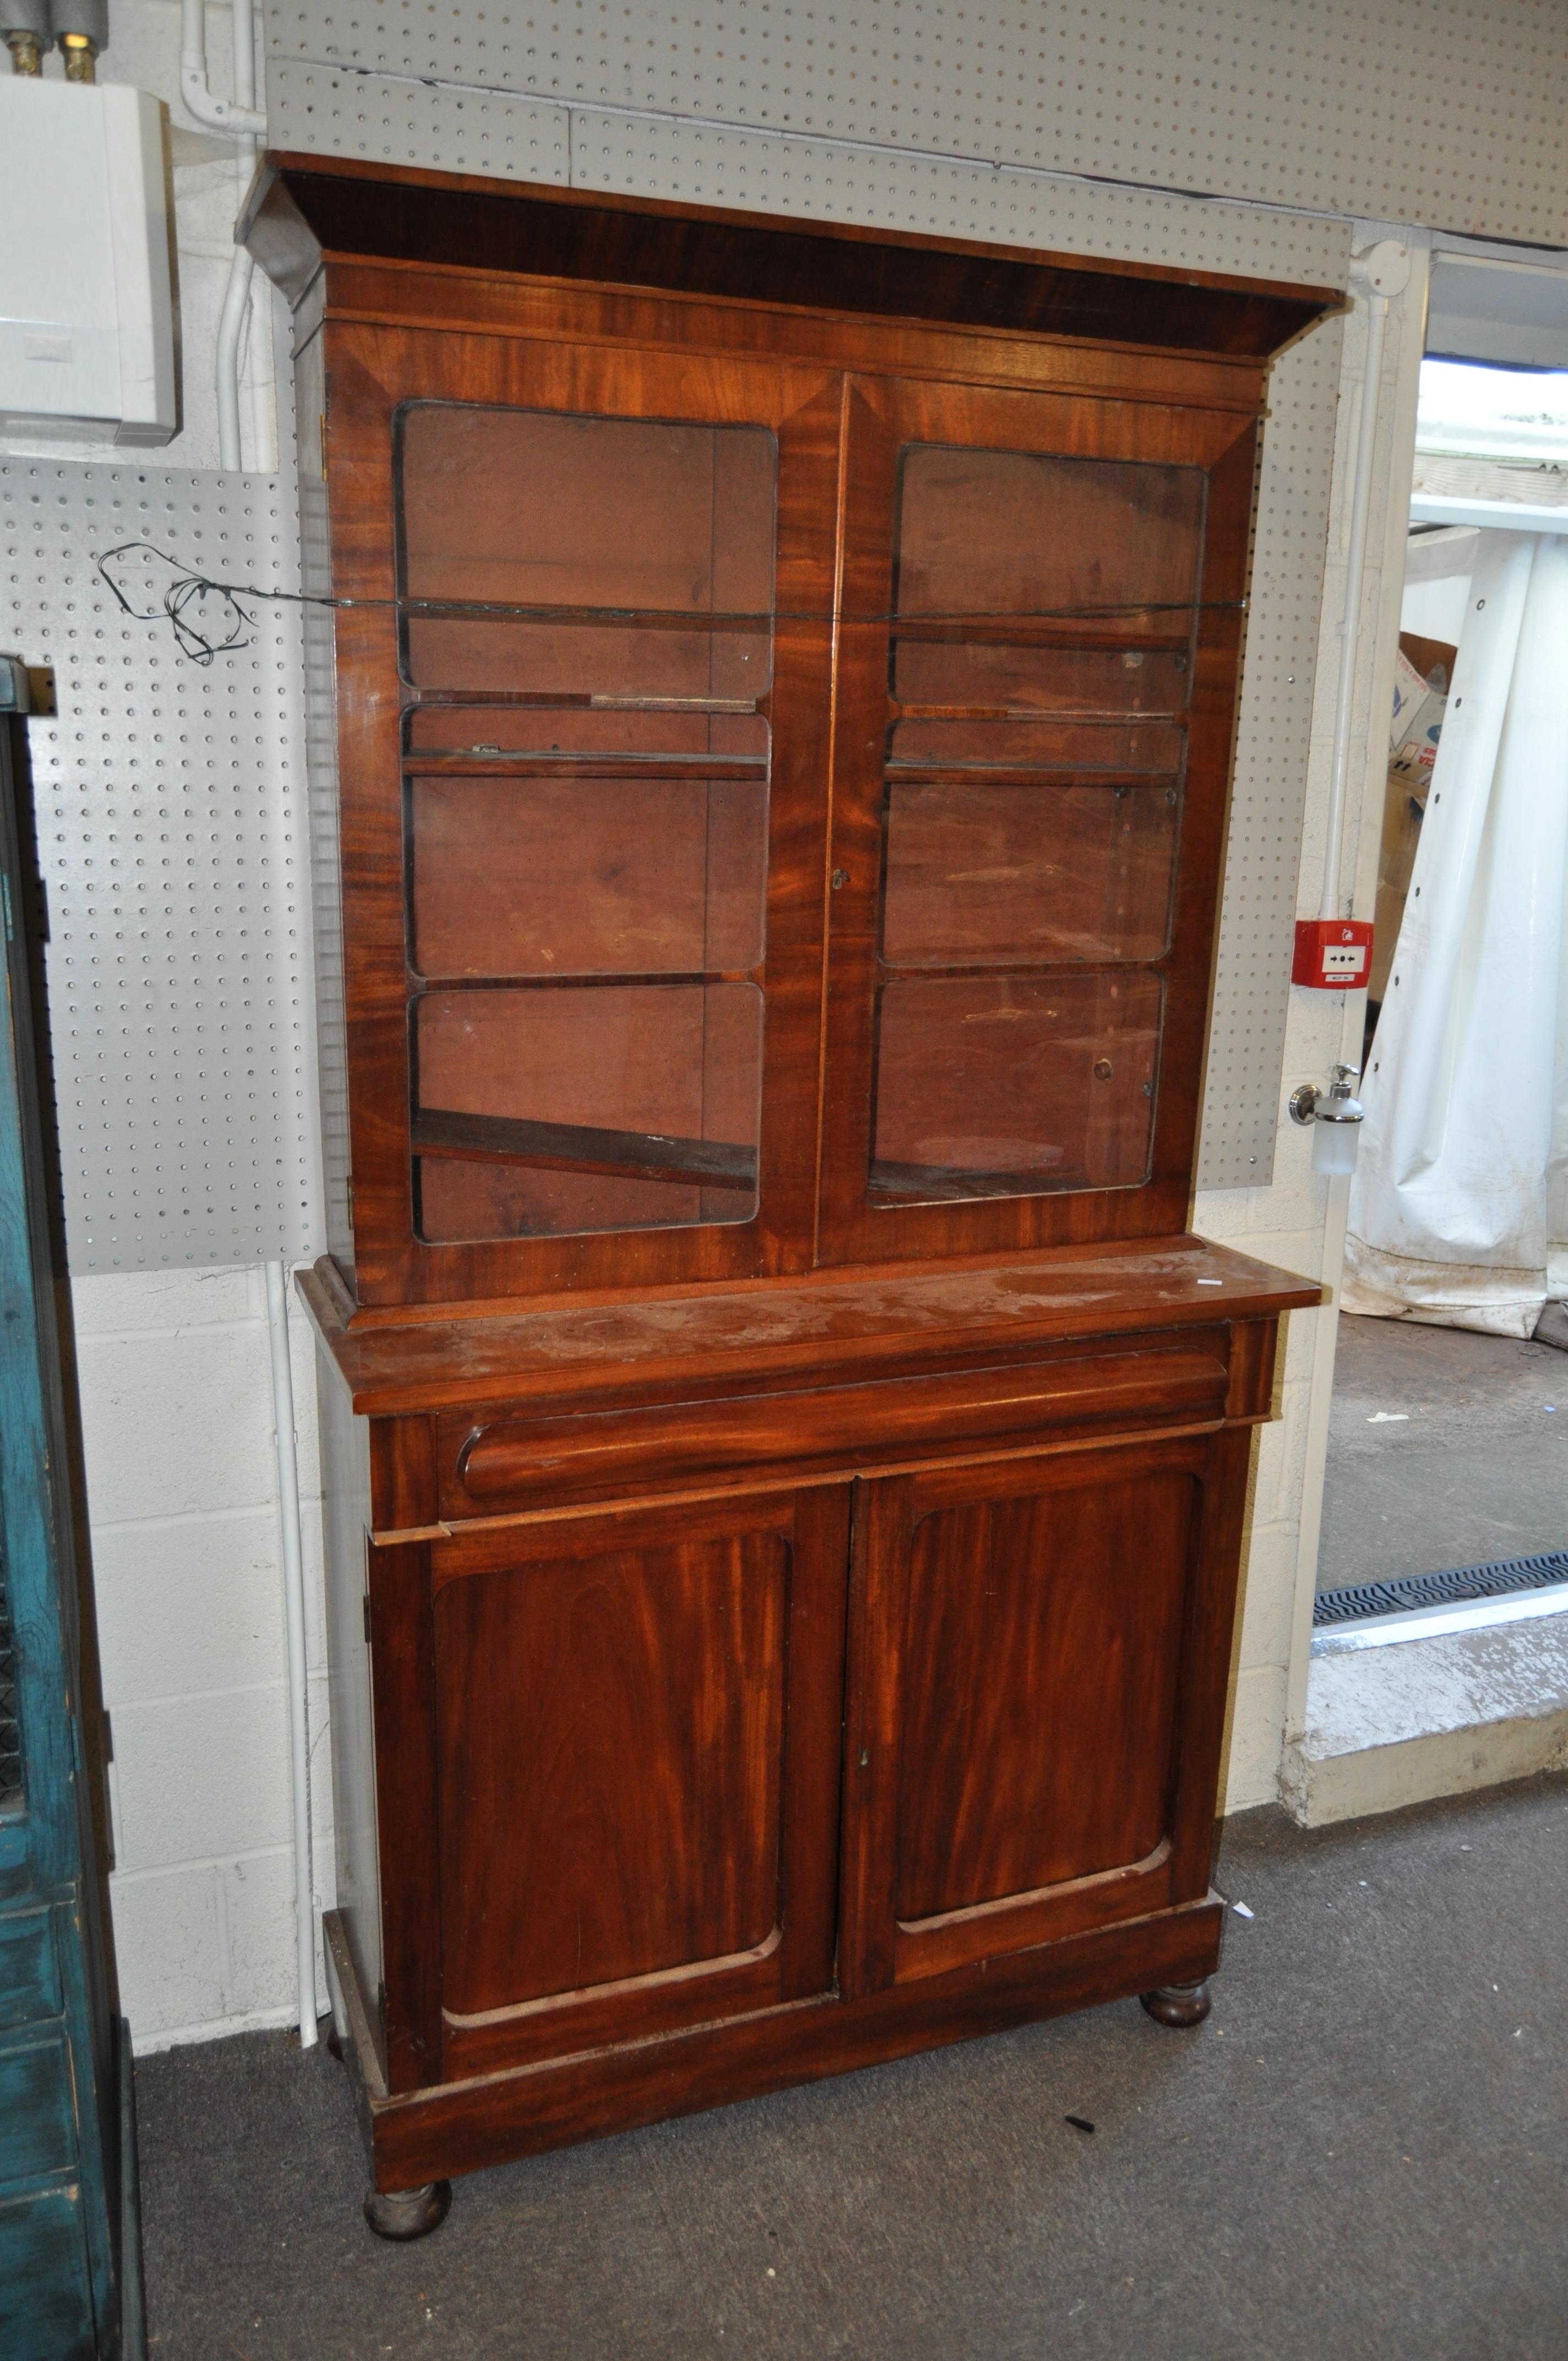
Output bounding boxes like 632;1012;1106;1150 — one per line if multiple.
413;1107;757;1192
868;1157;1075;1203
884;765;1183;788
402;754;768;778
886;614;1201;652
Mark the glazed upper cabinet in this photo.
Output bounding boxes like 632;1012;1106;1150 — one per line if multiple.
274;187;1306;1307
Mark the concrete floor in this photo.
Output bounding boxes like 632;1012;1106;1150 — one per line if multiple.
132;1776;1568;2361
1319;1312;1568;1593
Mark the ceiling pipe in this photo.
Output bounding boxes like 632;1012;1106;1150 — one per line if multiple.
195;0;265;471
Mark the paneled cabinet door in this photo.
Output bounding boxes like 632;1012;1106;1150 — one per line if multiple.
417;1485;850;2081
838;1430;1250;1996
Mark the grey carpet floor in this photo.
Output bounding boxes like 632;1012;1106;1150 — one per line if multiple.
133;1774;1568;2361
1320;1312;1568;1591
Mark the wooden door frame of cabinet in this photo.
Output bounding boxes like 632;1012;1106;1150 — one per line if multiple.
839;1427;1253;1998
369;1484;851;2092
814;377;1260;1268
322;328;843;1307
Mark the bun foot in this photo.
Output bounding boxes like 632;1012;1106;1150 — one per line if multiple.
364;2180;452;2241
1140;1979;1212;2028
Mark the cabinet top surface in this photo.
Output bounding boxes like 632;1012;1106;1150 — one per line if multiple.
246;151;1338;362
301;1238;1322;1417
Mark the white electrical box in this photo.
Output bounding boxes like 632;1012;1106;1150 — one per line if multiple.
0;80;175;445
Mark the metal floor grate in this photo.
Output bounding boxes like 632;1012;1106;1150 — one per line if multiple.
1314;1548;1568;1628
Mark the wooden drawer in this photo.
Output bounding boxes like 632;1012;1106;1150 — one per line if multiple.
437;1334;1231;1518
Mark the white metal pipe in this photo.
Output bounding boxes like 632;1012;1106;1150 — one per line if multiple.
266;1259;317;2050
180;0;266;137
208;0;263;471
1319;241;1411;923
215;238;254;471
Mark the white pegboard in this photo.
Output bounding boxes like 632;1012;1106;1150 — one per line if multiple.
563;110;1350;286
266;58;569;179
263;0;1568;246
1199;315;1345;1187
0;461;323;1272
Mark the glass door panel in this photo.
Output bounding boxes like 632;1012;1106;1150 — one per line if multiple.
883;780;1179;968
409;776;768;977
868;438;1203;1213
413;982;764;1242
892;444;1204;616
871;971;1163;1199
400;406;775;697
397;403;777;1244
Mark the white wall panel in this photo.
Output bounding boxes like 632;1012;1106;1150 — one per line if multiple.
264;0;1568;244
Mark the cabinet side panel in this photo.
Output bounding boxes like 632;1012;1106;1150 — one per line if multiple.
317;1343;382;2026
296;327;353;1276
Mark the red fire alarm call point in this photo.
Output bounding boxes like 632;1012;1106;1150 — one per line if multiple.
1293;917;1374;989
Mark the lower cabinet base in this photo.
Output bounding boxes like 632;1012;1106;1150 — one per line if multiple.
324;1895;1224;2206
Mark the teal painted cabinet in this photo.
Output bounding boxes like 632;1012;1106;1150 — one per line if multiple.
0;705;144;2359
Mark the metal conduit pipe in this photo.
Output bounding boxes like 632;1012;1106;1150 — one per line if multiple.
266;1260;317;2050
184;8;313;2047
214;233;256;470
179;0;265;136
187;4;314;2046
199;0;265;471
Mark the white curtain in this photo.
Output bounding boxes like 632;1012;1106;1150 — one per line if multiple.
1343;529;1568;1337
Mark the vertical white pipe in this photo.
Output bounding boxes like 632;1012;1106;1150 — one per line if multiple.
181;0;267;134
215;237;255;471
211;0;263;471
266;1260;317;2048
1319;241;1411;922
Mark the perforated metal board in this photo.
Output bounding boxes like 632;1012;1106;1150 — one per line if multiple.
265;58;569;181
1200;314;1344;1185
263;0;1568;244
0;461;322;1271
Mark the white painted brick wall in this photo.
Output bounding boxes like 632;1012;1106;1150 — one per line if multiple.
74;1266;330;2050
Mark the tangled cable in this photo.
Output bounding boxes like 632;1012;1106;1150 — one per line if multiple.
95;540;346;666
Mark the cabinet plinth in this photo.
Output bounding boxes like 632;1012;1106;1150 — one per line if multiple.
250;151;1336;2207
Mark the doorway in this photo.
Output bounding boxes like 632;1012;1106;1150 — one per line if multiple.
1317;256;1568;1634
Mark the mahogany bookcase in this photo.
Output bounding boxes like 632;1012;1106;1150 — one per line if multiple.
245;155;1333;2237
